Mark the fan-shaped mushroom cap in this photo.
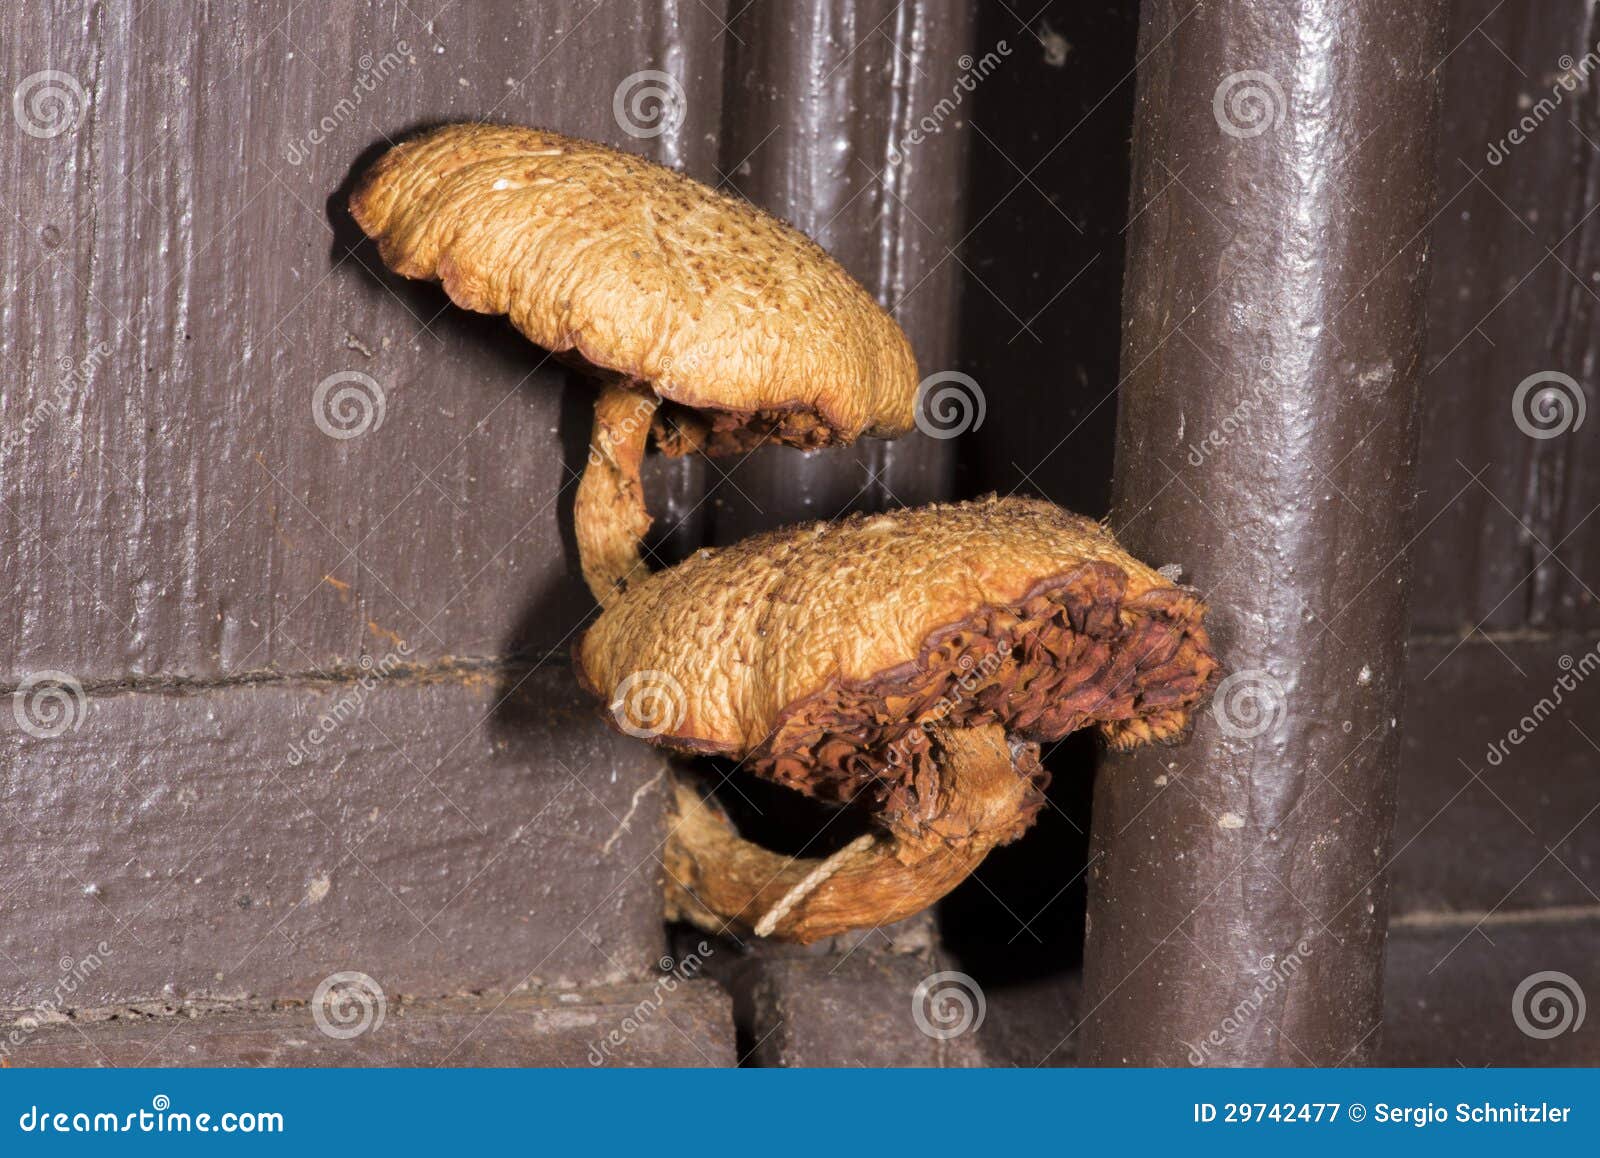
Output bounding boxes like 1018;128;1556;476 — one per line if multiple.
350;123;917;450
351;123;919;605
578;495;1217;822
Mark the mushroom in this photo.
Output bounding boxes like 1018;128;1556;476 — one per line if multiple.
349;123;919;605
577;495;1218;942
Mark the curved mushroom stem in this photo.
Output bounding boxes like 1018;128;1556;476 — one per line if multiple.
664;724;1044;943
573;380;659;606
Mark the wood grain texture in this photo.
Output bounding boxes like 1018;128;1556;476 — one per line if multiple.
4;982;735;1067
729;953;982;1067
1411;0;1600;632
1384;920;1600;1065
1085;0;1449;1066
0;665;671;1012
1391;636;1600;917
0;0;727;683
708;0;977;541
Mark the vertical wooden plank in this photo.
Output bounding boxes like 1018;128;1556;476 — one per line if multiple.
709;0;978;540
0;0;728;683
1411;0;1599;633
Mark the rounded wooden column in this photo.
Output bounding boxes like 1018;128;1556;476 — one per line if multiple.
1081;0;1449;1065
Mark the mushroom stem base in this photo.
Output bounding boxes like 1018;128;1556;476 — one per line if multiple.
574;380;658;606
664;724;1044;943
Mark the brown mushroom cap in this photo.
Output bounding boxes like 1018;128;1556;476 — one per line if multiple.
351;123;919;606
350;123;918;450
577;495;1218;822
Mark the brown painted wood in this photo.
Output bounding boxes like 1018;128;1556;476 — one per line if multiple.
1082;0;1448;1066
0;0;727;684
729;954;983;1067
0;665;670;1012
1384;919;1600;1065
1392;635;1600;918
1411;0;1600;633
12;0;1592;1071
4;982;735;1067
708;0;977;542
1375;0;1600;1070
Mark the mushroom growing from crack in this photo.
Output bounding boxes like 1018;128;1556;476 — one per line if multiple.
577;496;1219;942
349;123;919;605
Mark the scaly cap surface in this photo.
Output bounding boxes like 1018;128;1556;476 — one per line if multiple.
578;496;1218;812
351;123;918;450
